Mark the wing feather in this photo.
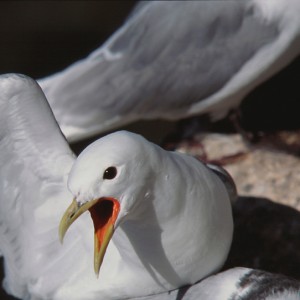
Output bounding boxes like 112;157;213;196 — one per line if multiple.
39;1;300;141
0;74;83;299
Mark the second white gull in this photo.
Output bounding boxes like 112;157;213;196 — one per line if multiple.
39;0;300;142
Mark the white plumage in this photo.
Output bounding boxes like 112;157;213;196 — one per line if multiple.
138;267;300;300
0;74;234;299
38;0;300;142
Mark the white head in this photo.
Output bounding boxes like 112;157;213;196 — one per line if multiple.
59;131;158;275
68;131;153;209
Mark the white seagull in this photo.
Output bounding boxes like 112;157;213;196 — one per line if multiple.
38;0;300;142
0;74;233;299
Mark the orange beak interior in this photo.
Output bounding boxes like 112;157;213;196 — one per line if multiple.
88;197;120;275
89;198;120;248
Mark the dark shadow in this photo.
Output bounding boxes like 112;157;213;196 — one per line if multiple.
163;196;300;300
0;258;16;300
223;196;300;280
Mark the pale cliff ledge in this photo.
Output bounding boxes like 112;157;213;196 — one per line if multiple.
174;130;300;211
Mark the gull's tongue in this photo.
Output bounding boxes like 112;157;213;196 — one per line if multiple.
89;198;120;276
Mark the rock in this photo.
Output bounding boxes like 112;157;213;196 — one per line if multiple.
174;131;300;210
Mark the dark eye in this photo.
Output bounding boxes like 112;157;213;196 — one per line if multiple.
103;166;117;180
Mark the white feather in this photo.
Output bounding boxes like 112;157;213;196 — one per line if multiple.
0;74;234;299
138;267;300;300
38;0;300;142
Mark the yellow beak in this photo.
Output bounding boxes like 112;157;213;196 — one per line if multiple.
59;197;120;276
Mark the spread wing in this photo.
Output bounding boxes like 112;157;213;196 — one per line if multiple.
0;74;92;299
39;0;300;142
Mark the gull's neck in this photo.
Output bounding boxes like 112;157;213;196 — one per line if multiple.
112;147;233;293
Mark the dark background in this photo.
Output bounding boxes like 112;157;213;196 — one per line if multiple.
0;1;136;78
0;1;299;299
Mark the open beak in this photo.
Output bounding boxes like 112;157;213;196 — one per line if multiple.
59;197;120;276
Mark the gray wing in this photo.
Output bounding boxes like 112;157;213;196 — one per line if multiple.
0;74;81;299
39;0;300;142
136;267;300;300
205;163;237;204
